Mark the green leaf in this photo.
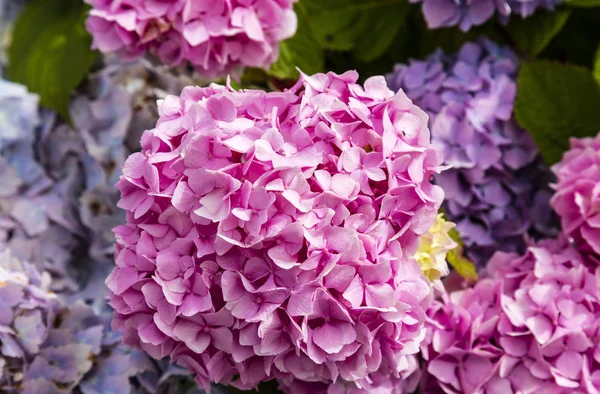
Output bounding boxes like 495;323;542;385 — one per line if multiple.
540;8;600;68
269;3;324;80
564;0;600;6
507;8;571;56
303;0;405;61
446;228;478;282
7;0;97;121
515;60;600;164
595;46;600;85
352;3;409;62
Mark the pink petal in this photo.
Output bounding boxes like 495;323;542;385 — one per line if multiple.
174;320;211;353
312;322;356;354
342;275;364;308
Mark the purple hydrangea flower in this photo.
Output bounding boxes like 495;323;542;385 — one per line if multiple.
0;71;201;391
387;38;558;266
0;60;193;291
0;249;165;393
411;0;563;31
0;78;82;292
421;237;600;393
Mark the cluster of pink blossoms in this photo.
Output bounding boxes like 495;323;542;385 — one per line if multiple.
85;0;298;76
551;132;600;258
107;70;445;390
421;238;600;393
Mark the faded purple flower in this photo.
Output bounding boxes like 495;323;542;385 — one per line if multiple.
387;38;558;266
411;0;563;31
0;249;162;393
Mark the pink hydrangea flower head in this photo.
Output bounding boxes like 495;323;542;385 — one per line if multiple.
551;132;600;257
422;238;600;393
108;70;445;390
84;0;298;76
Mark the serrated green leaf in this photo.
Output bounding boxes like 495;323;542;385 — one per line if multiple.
7;0;97;122
268;3;324;80
507;8;570;56
515;60;600;164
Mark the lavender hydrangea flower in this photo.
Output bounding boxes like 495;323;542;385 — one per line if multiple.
411;0;563;31
0;78;82;291
0;249;165;393
0;60;193;291
0;70;202;391
74;60;196;265
387;38;558;266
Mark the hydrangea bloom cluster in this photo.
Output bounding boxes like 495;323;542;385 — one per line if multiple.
85;0;298;76
108;70;445;390
0;249;161;394
0;61;191;291
0;78;84;292
415;213;456;282
387;38;557;266
73;59;195;265
421;238;600;393
411;0;563;31
0;70;203;393
551;132;600;257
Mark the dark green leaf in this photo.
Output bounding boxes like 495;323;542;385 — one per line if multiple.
269;3;324;80
7;0;97;121
541;7;600;68
594;46;600;85
226;381;283;394
352;3;409;62
302;0;405;14
564;0;600;6
515;60;600;164
507;8;570;55
303;0;405;61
